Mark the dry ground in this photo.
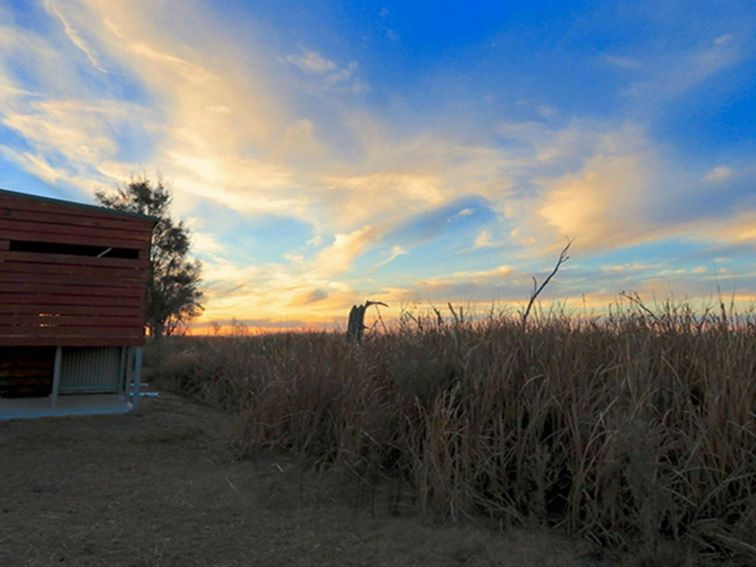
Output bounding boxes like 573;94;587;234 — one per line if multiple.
0;392;619;566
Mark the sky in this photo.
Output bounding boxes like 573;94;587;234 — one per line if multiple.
1;0;754;330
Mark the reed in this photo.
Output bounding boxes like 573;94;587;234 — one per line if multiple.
148;301;756;563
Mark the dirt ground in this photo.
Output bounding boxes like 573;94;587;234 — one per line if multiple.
0;392;618;566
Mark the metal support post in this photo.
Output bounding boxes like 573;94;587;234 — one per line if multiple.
118;346;127;400
131;347;143;410
50;346;62;408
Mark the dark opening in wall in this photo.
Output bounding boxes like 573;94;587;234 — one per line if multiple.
0;347;55;398
9;240;139;259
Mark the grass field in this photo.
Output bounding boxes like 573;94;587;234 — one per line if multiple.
149;302;756;565
4;392;608;566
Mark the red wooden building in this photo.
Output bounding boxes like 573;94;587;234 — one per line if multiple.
0;188;156;419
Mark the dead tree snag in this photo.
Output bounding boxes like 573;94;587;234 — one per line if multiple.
346;300;388;343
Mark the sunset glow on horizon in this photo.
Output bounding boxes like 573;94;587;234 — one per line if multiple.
1;1;754;330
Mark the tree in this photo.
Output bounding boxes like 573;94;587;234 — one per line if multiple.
95;177;204;338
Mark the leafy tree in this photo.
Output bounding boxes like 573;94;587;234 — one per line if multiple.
95;177;204;337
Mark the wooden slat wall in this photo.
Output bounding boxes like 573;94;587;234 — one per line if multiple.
0;196;155;230
0;347;55;398
0;193;154;347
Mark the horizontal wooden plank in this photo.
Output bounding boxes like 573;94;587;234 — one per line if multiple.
0;336;146;347
0;326;144;337
0;315;143;327
0;282;145;298
0;229;148;250
0;362;53;371
0;304;142;317
0;219;152;243
1;393;52;399
0;293;143;307
0;365;54;374
0;251;149;269
0;197;155;229
1;260;149;280
0;360;54;371
0;346;56;355
0;367;54;376
0;379;51;386
0;206;154;231
0;386;52;398
0;272;145;288
0;240;8;251
0;371;52;379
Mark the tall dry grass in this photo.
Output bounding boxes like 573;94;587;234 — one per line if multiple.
148;302;756;563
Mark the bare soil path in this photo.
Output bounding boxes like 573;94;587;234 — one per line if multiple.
0;392;613;566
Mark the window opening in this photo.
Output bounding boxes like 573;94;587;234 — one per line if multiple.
9;240;139;259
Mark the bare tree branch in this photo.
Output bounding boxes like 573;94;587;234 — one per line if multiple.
522;238;573;327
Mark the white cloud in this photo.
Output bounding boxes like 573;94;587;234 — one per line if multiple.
282;50;337;74
625;32;745;101
313;226;379;278
321;171;446;227
602;54;644;70
407;265;515;296
43;0;107;73
473;229;494;248
280;48;366;93
703;165;732;182
449;266;513;280
373;244;407;269
0;147;64;184
537;145;659;250
700;210;756;245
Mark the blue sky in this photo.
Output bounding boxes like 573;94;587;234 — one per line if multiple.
0;1;754;328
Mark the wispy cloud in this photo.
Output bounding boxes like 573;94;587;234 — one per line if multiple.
0;0;753;327
373;244;407;269
703;165;732;182
624;31;749;101
473;229;494;249
43;0;107;73
538;149;656;250
280;48;367;93
313;226;380;278
282;50;338;74
602;54;644;70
